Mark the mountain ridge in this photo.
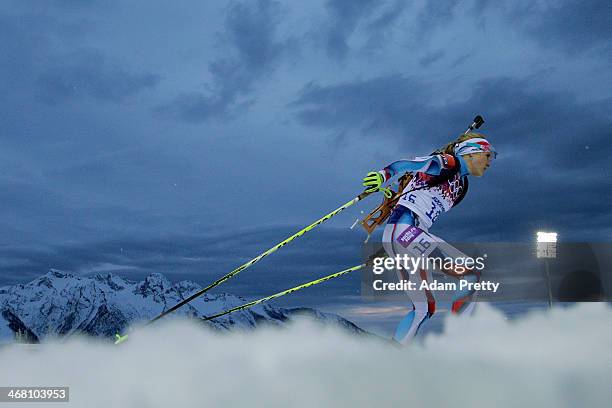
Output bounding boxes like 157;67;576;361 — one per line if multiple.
0;269;365;343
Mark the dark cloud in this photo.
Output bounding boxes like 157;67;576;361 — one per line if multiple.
425;0;612;55
291;74;612;241
461;77;612;182
153;59;256;122
324;0;406;59
155;0;288;123
510;0;612;54
324;0;377;59
0;1;610;303
225;0;285;70
47;0;107;9
365;0;406;33
21;0;113;11
416;0;461;34
0;10;158;105
451;53;471;67
37;48;160;103
0;227;362;299
290;75;455;151
384;0;612;56
291;73;611;159
419;50;446;67
0;12;58;89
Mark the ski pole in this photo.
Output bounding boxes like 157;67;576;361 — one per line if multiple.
114;250;384;344
114;262;367;344
202;263;366;321
148;190;377;324
203;247;386;320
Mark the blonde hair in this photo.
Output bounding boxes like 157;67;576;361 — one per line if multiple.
433;132;488;155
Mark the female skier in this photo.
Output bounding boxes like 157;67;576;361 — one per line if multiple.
362;133;496;344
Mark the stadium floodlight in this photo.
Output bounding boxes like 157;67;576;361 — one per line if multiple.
537;231;558;259
537;232;558;244
536;231;558;307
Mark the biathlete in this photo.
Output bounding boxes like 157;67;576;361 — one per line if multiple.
362;133;496;344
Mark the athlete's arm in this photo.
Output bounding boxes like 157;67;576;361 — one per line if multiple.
380;154;456;181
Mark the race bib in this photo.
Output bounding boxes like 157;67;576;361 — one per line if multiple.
395;225;438;257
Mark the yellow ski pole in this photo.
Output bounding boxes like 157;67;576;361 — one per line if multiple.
148;190;376;324
202;263;366;321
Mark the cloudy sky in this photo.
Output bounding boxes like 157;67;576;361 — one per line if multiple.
1;0;611;324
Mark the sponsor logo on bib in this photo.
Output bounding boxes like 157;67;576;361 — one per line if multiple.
396;225;423;248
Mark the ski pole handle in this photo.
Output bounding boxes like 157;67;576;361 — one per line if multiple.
357;189;377;200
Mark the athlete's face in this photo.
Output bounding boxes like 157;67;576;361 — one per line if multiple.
464;152;493;177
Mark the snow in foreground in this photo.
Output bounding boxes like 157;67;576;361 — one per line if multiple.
1;303;611;408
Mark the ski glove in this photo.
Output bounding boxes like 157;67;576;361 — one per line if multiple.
363;172;383;191
363;172;393;198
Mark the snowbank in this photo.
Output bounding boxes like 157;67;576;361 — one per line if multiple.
1;303;610;407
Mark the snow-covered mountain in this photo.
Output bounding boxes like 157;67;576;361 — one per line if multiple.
0;270;364;344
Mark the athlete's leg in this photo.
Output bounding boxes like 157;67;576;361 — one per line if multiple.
383;218;436;344
428;233;481;315
450;270;481;314
392;267;435;344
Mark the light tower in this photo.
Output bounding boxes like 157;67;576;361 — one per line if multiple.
536;231;558;307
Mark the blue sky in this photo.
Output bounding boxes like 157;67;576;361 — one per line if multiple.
1;1;611;328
